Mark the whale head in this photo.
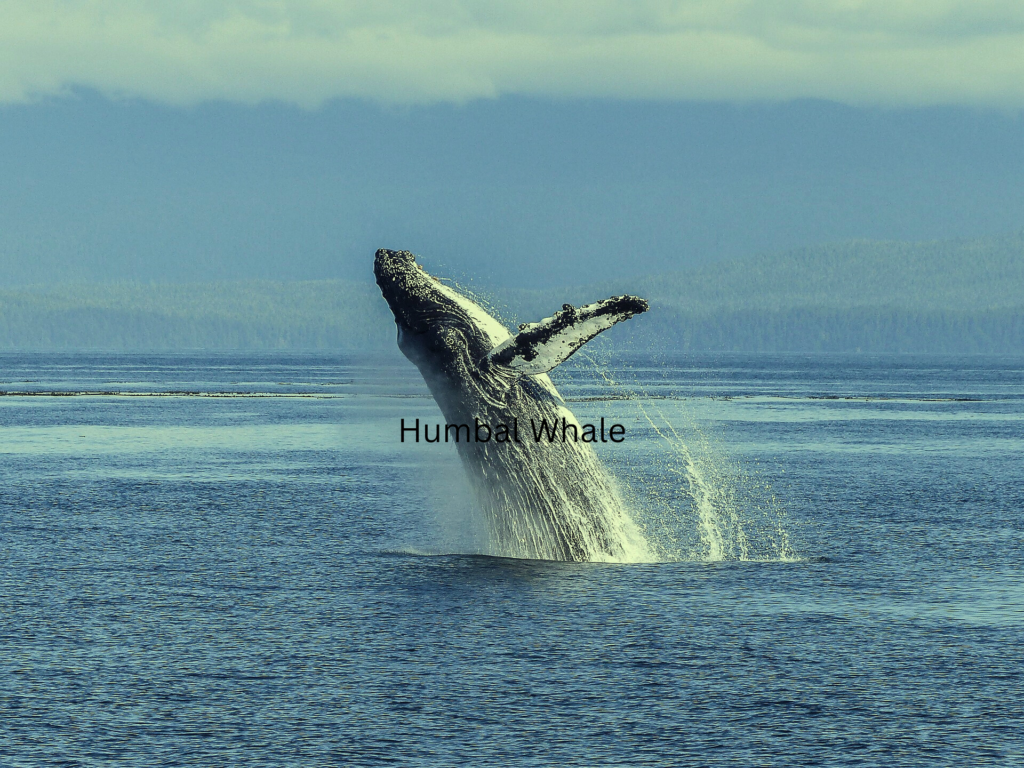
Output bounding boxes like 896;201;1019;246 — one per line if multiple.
374;249;511;378
375;248;649;397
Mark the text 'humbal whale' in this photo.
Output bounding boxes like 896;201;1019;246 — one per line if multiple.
374;248;651;562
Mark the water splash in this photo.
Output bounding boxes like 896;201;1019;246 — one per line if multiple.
397;274;793;563
578;354;797;563
464;417;655;564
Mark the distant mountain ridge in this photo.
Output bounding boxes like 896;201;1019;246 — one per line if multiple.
499;234;1024;353
635;234;1024;312
0;281;393;351
2;235;1023;353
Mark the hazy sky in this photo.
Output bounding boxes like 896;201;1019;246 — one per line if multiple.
1;2;1022;287
4;1;1024;107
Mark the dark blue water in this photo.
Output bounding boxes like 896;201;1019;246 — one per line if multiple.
2;352;1022;766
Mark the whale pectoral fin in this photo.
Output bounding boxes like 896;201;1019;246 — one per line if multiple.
485;295;649;374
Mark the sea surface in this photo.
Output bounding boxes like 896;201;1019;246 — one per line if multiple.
1;351;1022;766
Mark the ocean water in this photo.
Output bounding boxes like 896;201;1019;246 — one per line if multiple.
1;351;1022;766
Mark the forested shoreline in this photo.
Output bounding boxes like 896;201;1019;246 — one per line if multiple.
4;235;1024;354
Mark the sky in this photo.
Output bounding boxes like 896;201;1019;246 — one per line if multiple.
4;1;1024;108
1;1;1022;287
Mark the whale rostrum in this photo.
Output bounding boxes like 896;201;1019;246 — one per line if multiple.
374;248;652;562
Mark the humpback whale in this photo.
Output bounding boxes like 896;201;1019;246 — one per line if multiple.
374;249;651;562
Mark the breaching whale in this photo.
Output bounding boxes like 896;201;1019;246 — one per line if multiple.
374;249;651;562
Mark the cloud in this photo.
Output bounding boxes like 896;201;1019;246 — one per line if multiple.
2;0;1023;107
